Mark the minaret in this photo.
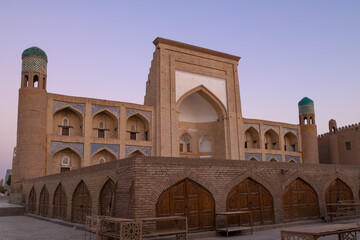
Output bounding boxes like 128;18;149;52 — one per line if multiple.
10;47;48;204
298;97;319;164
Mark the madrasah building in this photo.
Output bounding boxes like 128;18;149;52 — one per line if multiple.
10;38;360;230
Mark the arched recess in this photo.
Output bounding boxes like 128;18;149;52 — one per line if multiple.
91;149;117;165
128;150;145;157
325;178;354;204
53;107;83;137
264;129;279;150
282;178;319;222
92;110;118;139
126;113;150;141
227;178;274;225
52;148;81;174
245;127;260;149
284;132;298;152
156;178;215;232
72;181;92;223
99;179;116;216
39;185;49;217
53;183;67;220
250;157;258;161
28;187;37;214
269;158;278;162
179;133;193;154
177;86;227;159
199;135;212;153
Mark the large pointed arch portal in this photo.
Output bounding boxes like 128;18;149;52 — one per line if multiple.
177;86;227;159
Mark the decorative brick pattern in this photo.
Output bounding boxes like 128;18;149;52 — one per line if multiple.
126;108;151;123
299;105;315;114
285;155;300;163
263;125;280;135
245;153;262;161
22;57;47;73
244;123;260;132
52;101;85;116
283;128;299;137
91;105;120;119
125;145;151;157
90;144;120;159
265;154;282;162
51;141;84;159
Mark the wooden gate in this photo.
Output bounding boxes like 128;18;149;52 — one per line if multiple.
156;178;214;231
28;187;37;214
227;178;274;225
99;179;116;216
72;181;92;223
39;185;49;217
325;178;353;204
283;178;319;222
53;183;67;220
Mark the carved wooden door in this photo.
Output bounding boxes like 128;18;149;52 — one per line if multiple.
100;180;116;216
53;184;67;220
156;179;214;231
325;179;353;204
39;186;49;217
283;179;319;222
28;187;37;214
72;181;92;223
227;178;274;225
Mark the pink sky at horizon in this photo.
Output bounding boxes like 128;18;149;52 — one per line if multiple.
0;1;359;180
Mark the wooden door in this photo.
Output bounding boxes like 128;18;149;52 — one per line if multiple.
227;178;274;225
283;178;319;222
39;186;49;217
28;187;37;214
53;183;67;220
72;181;92;223
325;178;353;204
100;179;116;216
156;179;214;231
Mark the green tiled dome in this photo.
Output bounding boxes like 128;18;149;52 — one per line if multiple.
22;47;48;62
298;97;314;106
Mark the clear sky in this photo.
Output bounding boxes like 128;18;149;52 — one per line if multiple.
0;1;359;180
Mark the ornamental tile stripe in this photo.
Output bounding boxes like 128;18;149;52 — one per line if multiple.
50;141;84;159
263;125;280;135
285;155;300;163
22;57;47;73
125;145;151;157
91;105;120;119
126;108;151;123
90;144;120;159
244;123;260;133
52;101;85;116
265;154;282;162
245;153;262;161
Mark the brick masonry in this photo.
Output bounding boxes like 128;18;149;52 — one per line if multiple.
24;156;360;224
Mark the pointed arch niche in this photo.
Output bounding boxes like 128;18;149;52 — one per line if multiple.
284;132;298;152
28;187;37;214
72;181;92;223
91;149;116;165
92;110;118;139
126;114;150;141
177;87;226;158
51;148;81;174
53;107;83;137
53;183;67;220
264;129;279;150
325;178;354;204
39;185;50;217
99;179;116;216
245;127;260;149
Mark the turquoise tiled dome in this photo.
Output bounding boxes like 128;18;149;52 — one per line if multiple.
298;97;314;106
22;47;48;62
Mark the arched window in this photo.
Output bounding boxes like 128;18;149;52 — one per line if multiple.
61;117;70;136
304;116;308;125
310;116;313;124
99;157;106;164
61;156;70;172
199;135;212;152
98;121;105;138
33;75;39;88
24;74;29;87
179;133;193;153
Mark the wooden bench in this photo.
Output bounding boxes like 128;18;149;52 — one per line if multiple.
138;216;188;240
326;202;360;222
215;211;253;237
281;222;360;240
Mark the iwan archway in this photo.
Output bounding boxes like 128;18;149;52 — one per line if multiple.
177;86;227;159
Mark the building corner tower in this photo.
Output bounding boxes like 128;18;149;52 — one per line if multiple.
10;47;48;204
298;97;319;164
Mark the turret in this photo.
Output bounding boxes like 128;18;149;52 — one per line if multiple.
298;97;319;164
10;47;48;204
